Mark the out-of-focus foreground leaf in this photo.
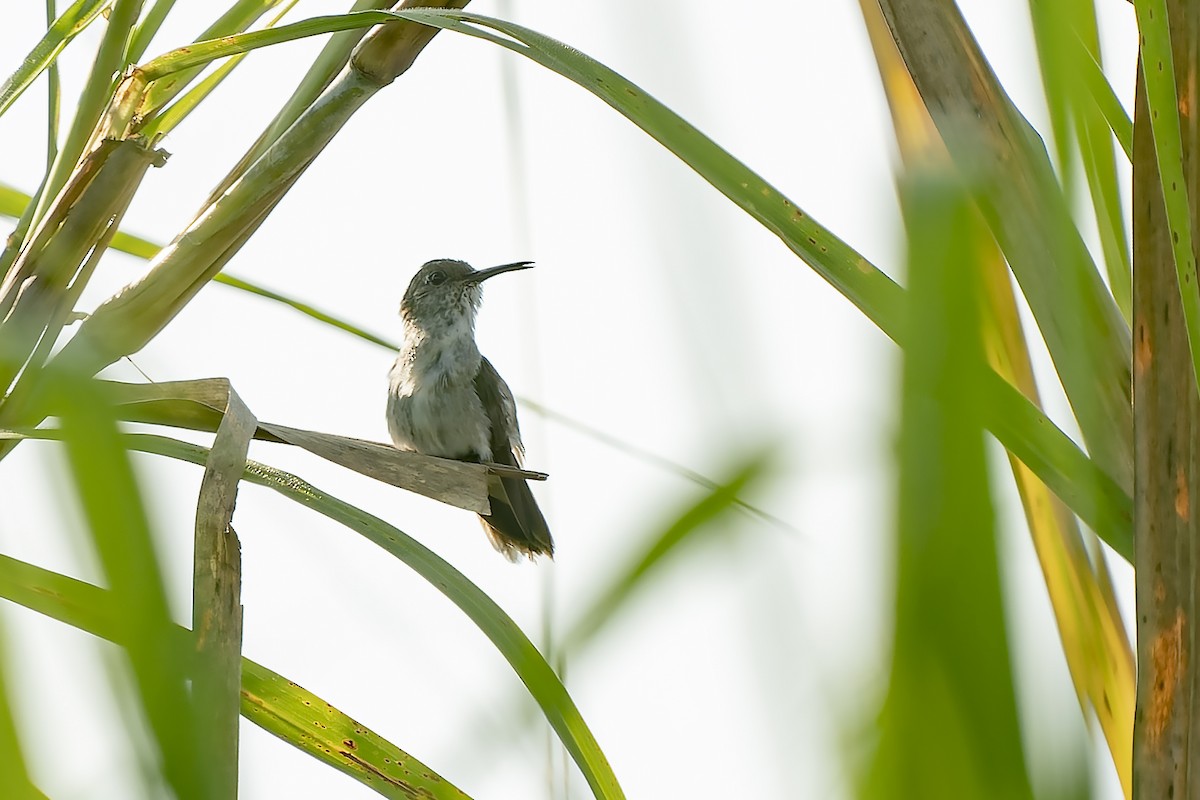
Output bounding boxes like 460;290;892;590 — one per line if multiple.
0;547;472;800
858;2;1133;791
563;451;774;655
865;167;1034;798
47;370;201;799
457;450;777;772
0;623;43;799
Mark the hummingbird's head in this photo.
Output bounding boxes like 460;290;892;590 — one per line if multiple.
400;259;534;329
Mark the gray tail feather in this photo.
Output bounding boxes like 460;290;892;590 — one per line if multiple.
480;476;554;561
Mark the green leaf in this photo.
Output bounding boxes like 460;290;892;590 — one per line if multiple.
46;371;203;799
1028;0;1131;322
380;8;1136;561
0;0;109;121
7;427;623;799
0;625;44;798
564;451;773;654
240;659;474;799
135;0;300;133
137;10;412;82
0;548;473;800
1079;42;1133;162
865;166;1034;799
393;8;906;340
876;0;1133;501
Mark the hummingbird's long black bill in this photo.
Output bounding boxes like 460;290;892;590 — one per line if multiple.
466;261;535;284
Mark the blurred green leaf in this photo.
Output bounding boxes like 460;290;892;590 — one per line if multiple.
564;450;773;654
1079;42;1133;161
859;6;1134;784
0;627;44;799
0;548;473;800
48;371;202;799
865;166;1033;800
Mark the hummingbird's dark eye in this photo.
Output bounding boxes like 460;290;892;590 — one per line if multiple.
426;270;446;286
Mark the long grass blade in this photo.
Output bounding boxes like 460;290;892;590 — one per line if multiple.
140;1;302;138
0;0;109;120
133;0;296;127
122;432;624;800
44;1;62;173
877;0;1133;498
0;548;474;800
378;7;1136;561
137;10;426;82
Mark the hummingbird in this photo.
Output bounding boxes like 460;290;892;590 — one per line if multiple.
387;258;553;560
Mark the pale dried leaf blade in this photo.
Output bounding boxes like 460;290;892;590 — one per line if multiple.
98;378;495;513
192;384;255;799
260;422;490;514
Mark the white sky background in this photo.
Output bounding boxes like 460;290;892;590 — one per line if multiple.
0;1;1138;798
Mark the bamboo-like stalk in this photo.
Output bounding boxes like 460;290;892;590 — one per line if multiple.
0;138;166;398
1132;1;1200;787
